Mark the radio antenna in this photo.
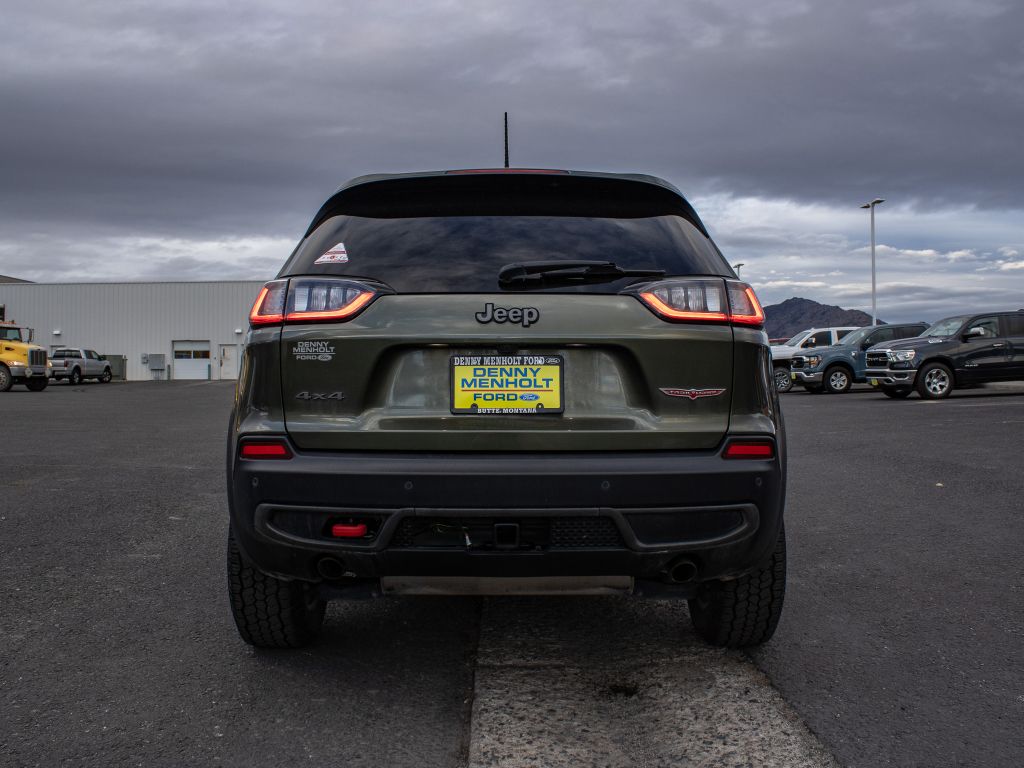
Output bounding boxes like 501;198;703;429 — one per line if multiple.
504;112;509;168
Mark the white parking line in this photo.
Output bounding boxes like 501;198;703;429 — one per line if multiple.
468;597;838;768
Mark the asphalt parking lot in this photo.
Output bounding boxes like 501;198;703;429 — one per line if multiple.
2;380;1022;767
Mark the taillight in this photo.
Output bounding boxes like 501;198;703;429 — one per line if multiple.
249;280;287;326
285;278;375;322
248;278;377;327
637;279;765;328
723;439;775;459
239;439;293;460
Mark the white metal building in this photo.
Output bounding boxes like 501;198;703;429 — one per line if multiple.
0;281;264;381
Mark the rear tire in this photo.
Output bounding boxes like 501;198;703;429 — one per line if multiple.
773;366;793;393
823;365;852;394
688;526;786;648
0;365;12;392
69;368;82;386
227;531;326;648
25;377;48;391
916;362;954;400
100;368;112;383
881;386;911;399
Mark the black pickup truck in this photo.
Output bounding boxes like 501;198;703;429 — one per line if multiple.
864;310;1024;399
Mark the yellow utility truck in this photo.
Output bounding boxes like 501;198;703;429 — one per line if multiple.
0;321;50;392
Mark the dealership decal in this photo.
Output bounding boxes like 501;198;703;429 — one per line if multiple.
314;243;349;265
292;341;335;361
659;387;726;400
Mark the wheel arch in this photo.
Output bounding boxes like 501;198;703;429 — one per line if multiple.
915;356;957;385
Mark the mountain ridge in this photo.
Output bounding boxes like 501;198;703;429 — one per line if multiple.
763;297;877;339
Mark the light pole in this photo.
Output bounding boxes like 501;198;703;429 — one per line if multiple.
859;198;884;325
733;262;745;278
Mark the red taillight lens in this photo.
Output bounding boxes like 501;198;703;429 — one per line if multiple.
239;440;293;460
285;278;375;322
726;283;766;326
723;440;775;459
637;279;765;328
249;280;287;326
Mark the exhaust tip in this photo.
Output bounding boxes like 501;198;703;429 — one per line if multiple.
666;558;698;584
316;557;347;580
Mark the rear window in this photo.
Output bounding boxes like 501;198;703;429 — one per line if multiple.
281;214;731;293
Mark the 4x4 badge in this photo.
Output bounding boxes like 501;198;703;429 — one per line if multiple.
660;387;726;400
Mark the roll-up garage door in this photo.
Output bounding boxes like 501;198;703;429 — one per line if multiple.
172;340;211;380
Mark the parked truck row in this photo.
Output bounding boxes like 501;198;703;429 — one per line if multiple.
0;320;113;392
772;310;1024;399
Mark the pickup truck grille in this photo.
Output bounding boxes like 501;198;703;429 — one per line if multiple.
865;352;889;368
790;358;805;370
29;349;47;366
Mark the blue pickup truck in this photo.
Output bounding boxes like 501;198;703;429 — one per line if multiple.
790;323;927;393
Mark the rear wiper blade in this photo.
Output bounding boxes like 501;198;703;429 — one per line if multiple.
498;260;665;287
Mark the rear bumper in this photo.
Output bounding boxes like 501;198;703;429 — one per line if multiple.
228;442;785;589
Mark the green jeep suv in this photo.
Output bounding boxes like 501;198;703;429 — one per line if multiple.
226;169;786;649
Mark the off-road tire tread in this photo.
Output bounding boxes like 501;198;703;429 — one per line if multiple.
689;527;786;648
226;533;325;648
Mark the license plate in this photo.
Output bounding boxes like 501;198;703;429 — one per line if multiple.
791;372;797;380
451;355;563;414
870;378;878;386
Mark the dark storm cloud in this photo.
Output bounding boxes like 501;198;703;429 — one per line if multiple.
3;1;1023;234
1;0;1023;310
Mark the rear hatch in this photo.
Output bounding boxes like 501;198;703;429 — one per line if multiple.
259;171;758;452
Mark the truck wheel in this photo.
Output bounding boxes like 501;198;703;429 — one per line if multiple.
25;377;48;392
227;530;325;649
916;362;954;400
100;368;112;383
824;365;852;394
0;364;12;392
688;525;786;648
773;366;793;393
881;386;911;399
69;368;82;386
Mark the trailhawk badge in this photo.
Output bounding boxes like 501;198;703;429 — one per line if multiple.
659;387;726;400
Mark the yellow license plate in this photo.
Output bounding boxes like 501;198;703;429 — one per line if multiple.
451;355;563;414
791;372;797;380
870;378;878;386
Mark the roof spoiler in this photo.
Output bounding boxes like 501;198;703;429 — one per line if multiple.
302;169;709;238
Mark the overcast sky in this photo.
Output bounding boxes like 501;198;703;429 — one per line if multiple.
2;0;1022;321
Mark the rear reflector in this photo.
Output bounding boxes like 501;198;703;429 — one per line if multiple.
723;440;775;459
239;441;293;460
331;523;368;538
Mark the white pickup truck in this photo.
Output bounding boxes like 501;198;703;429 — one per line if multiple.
50;348;112;385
